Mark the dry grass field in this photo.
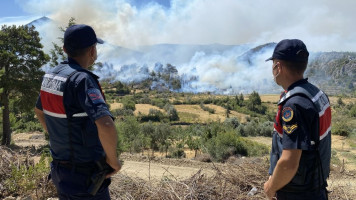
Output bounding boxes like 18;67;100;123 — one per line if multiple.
110;102;123;110
110;102;250;124
260;94;280;103
133;104;165;115
174;104;249;123
260;94;356;105
329;96;356;104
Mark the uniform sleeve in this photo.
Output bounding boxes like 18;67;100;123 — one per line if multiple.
35;94;43;110
75;74;113;122
281;100;311;150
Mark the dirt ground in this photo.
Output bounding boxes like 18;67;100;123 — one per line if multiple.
8;132;356;199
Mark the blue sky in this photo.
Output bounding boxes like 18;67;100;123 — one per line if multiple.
0;0;170;17
0;0;28;17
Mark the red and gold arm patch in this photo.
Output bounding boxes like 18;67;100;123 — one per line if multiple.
282;107;294;122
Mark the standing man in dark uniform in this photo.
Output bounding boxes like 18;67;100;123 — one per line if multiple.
35;24;121;199
264;39;331;200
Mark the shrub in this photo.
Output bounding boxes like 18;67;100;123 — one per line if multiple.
116;116;140;153
172;100;182;105
163;103;180;121
139;109;166;122
151;98;168;108
224;117;240;129
259;121;274;137
241;120;259;136
200;103;215;114
332;121;351;137
350;103;356;117
121;96;136;111
12;120;43;133
337;97;345;107
113;80;130;95
166;106;179;121
168;147;186;158
204;130;269;162
4;153;55;198
205;131;251;162
203;98;213;104
111;108;134;117
236;120;273;137
138;94;151;104
239;137;269;157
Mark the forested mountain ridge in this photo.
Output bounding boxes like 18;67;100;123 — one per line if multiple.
24;17;356;96
306;52;356;95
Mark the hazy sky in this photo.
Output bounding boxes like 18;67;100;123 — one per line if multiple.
1;0;355;52
1;0;353;93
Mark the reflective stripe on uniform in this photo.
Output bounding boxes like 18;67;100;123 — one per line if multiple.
44;109;88;118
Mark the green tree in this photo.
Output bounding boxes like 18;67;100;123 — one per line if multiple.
235;95;240;106
186;135;200;158
0;25;49;145
163;103;179;121
248;91;261;105
140;121;156;156
239;93;244;102
0;68;3;139
155;123;172;157
117;116;140;153
171;78;181;90
49;18;100;70
49;17;76;67
113;81;130;95
246;91;266;114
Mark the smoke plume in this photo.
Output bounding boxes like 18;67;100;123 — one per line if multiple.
11;0;356;93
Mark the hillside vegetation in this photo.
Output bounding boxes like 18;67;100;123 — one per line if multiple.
307;52;356;96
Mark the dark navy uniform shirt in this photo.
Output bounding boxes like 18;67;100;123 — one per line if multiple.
36;58;112;162
269;79;331;194
281;79;319;151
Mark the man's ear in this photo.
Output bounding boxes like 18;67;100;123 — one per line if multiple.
63;46;67;54
277;61;283;73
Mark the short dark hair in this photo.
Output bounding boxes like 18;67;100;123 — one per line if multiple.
64;43;92;58
281;60;308;74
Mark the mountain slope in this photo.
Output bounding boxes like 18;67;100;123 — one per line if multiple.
306;52;356;95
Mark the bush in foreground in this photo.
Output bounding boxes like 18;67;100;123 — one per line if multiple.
204;131;269;162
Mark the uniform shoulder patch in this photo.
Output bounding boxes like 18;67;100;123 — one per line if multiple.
87;88;105;104
282;107;294;122
283;124;298;134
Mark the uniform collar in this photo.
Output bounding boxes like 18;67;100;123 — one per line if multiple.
287;78;308;91
61;58;99;79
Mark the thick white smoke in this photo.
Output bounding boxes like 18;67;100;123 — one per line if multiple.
9;0;356;93
16;0;356;51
